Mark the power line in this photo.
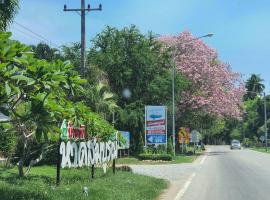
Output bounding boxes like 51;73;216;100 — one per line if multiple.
14;21;61;49
12;26;47;43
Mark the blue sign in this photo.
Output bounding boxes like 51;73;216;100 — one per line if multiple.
145;106;167;145
119;131;130;149
146;134;166;144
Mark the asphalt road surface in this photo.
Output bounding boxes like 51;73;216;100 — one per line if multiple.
181;145;270;200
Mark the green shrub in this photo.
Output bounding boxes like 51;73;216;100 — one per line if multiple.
0;182;50;200
167;137;173;155
0;124;16;157
138;153;172;161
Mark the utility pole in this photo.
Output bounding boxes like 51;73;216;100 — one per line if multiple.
64;1;102;76
264;92;268;151
172;64;176;157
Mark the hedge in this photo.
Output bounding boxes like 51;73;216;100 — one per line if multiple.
138;153;172;161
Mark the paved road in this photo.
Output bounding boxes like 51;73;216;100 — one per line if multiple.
181;145;270;200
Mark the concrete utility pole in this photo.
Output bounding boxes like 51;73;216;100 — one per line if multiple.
64;1;102;76
264;92;268;151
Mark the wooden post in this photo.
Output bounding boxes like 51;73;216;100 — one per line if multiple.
56;138;61;185
91;165;95;179
113;159;116;174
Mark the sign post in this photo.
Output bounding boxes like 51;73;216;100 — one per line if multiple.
145;106;167;146
260;135;265;143
118;131;130;157
190;130;201;154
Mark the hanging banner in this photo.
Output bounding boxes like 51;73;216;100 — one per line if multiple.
145;106;167;145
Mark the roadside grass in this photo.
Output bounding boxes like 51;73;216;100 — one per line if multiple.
0;165;168;200
250;147;270;154
117;154;198;165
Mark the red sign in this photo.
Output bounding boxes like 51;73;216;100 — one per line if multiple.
146;120;166;126
68;122;86;139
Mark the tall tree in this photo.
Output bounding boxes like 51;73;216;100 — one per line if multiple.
245;74;265;100
31;43;62;62
89;25;189;153
0;0;19;31
0;32;116;176
159;31;245;119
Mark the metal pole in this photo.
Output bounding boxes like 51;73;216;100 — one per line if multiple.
145;106;147;147
264;92;268;151
81;0;85;76
172;64;176;156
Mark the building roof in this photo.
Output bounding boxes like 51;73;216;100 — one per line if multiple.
0;112;10;122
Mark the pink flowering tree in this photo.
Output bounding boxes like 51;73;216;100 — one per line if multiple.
159;31;245;119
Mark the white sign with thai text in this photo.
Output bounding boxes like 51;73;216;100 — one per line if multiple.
60;139;118;173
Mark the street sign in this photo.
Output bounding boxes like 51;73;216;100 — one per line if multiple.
145;106;167;145
260;135;265;142
190;130;200;143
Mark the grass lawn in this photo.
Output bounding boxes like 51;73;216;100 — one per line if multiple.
0;165;168;200
117;154;198;165
250;147;270;154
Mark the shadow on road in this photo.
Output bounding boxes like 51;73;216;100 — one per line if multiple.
205;151;230;156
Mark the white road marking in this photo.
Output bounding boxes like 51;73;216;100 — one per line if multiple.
174;173;196;200
199;155;207;165
199;146;210;165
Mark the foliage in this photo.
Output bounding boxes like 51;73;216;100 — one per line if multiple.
159;31;245;119
31;43;62;62
167;137;173;155
244;74;265;100
0;123;16;157
0;32;116;176
61;42;81;72
138;153;173;161
85;82;119;120
89;25;189;153
0;0;19;31
230;128;241;140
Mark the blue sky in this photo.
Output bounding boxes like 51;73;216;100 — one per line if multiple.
9;0;270;91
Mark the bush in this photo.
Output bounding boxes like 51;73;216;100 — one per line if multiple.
138;153;172;161
0;124;16;157
167;137;173;155
0;182;49;200
143;144;167;155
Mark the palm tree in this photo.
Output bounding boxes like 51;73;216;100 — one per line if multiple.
245;74;265;100
86;82;119;120
0;0;19;31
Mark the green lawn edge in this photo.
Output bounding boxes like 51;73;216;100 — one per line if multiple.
116;154;198;165
0;166;168;200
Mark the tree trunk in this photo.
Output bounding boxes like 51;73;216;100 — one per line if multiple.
25;147;44;175
18;137;27;177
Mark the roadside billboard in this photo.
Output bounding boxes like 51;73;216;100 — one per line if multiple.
145;106;167;145
118;131;130;149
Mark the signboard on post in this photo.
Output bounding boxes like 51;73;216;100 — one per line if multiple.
260;135;265;142
190;130;200;143
145;106;167;145
118;131;130;149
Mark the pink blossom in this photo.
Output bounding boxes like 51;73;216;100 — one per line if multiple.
159;31;245;119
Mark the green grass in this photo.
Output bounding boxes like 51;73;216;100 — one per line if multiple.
0;165;168;200
117;155;197;165
250;147;270;153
